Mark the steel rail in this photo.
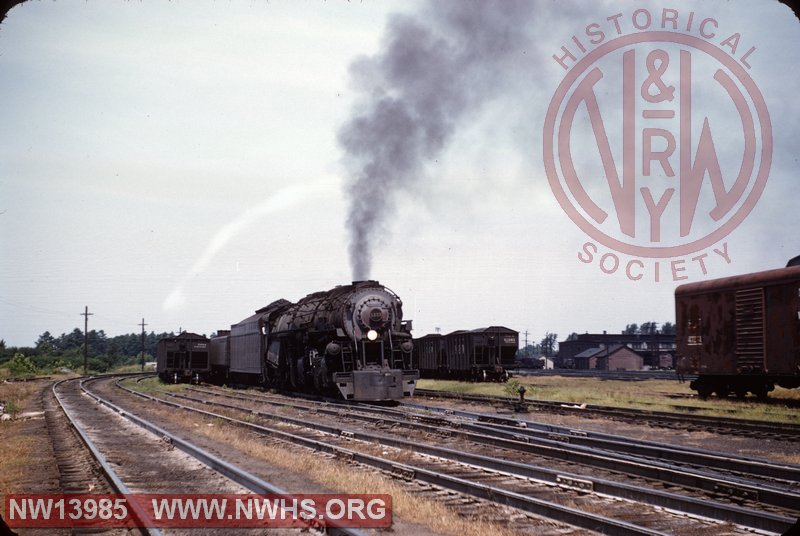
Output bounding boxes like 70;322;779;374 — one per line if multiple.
176;384;800;512
79;376;363;536
413;388;800;437
52;378;162;536
397;400;800;483
187;385;800;487
122;381;794;533
114;380;677;535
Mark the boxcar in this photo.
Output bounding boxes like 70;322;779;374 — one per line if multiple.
156;332;211;384
675;263;800;398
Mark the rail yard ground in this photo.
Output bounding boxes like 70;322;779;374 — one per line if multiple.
2;370;800;535
418;375;800;424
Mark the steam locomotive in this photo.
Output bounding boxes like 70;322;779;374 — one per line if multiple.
675;257;800;399
196;280;419;401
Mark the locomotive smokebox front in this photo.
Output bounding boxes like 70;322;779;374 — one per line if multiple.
353;292;393;338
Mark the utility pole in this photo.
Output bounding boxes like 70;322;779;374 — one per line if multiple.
140;318;148;372
80;306;93;375
524;330;529;357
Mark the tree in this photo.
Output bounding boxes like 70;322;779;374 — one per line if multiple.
87;329;108;356
640;322;659;335
36;331;55;354
661;322;675;335
36;331;54;346
540;332;558;357
623;323;638;335
516;344;540;359
58;329;85;351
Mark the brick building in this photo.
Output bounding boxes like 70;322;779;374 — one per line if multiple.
572;344;644;371
558;332;676;369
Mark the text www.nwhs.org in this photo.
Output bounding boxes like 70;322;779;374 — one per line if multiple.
5;493;392;528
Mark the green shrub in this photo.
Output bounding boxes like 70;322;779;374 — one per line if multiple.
6;353;37;376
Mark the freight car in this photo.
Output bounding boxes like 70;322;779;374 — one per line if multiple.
414;326;518;381
675;260;800;399
209;280;418;401
156;332;211;384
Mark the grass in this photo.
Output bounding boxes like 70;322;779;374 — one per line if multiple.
0;380;41;418
193;416;523;536
0;378;44;517
119;376;189;394
0;423;36;492
110;363;156;374
124;379;526;535
417;376;800;424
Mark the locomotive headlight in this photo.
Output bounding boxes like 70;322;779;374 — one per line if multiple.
367;329;378;341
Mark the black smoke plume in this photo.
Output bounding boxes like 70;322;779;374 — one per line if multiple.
338;0;536;280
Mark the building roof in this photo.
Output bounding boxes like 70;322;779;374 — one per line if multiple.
562;333;674;343
573;344;633;359
573;347;603;359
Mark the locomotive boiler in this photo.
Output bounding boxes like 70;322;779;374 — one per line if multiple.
210;280;418;401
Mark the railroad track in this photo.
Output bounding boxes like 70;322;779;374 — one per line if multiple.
186;385;800;521
186;385;800;495
510;369;692;382
50;376;360;536
50;377;161;535
125;380;797;534
398;400;800;486
183;384;800;492
413;388;800;439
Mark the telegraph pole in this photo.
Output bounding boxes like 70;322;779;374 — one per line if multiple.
140;318;148;372
80;306;93;375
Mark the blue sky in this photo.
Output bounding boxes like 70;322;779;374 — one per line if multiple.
1;0;798;347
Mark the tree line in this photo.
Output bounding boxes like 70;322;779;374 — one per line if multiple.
0;328;187;375
517;332;558;360
622;321;675;335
